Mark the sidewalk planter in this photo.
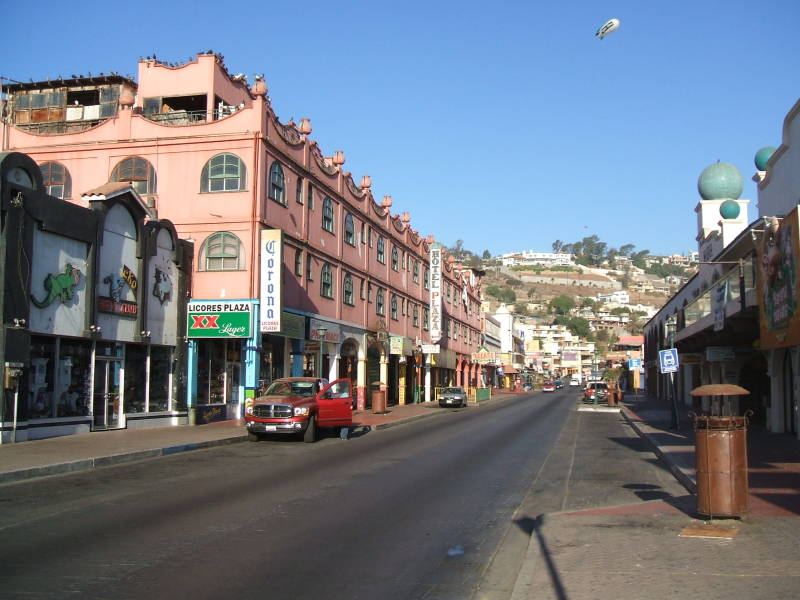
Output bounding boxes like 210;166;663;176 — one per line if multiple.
694;415;749;518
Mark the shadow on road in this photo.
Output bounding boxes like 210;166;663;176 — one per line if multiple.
514;514;569;600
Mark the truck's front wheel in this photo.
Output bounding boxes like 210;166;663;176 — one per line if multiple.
303;415;317;443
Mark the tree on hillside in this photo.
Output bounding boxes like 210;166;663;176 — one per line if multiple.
552;240;564;253
527;287;536;299
514;302;530;316
485;285;502;299
482;249;491;260
549;295;576;315
554;315;592;339
500;288;517;304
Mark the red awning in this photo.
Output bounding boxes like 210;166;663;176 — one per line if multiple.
501;364;519;374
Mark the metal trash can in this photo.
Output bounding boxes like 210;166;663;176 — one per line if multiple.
371;390;387;414
694;415;749;518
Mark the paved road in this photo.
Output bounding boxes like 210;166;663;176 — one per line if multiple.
0;390;684;600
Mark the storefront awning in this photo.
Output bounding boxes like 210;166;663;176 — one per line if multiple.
501;364;519;374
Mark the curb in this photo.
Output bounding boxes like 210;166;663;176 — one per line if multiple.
0;435;248;485
620;408;697;494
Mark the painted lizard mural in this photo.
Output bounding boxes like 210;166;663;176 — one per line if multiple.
31;263;82;308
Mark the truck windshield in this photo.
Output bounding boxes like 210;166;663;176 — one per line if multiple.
265;381;316;396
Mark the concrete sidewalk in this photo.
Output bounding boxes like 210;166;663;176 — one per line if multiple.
0;394;514;485
511;392;800;600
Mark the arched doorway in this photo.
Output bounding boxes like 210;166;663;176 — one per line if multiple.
783;351;797;435
338;338;359;400
366;343;382;409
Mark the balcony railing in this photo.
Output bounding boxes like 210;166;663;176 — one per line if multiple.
682;256;755;329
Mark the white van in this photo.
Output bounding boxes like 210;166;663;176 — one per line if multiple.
569;374;582;387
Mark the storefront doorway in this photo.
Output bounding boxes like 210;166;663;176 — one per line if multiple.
93;358;122;430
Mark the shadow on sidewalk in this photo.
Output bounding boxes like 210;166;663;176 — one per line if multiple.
514;515;568;600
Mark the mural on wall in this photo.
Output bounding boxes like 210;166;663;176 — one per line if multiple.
29;229;89;338
96;203;140;342
99;266;138;316
146;227;178;346
31;263;82;308
756;207;800;349
153;267;172;305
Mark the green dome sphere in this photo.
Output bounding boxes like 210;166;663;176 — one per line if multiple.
754;146;776;171
720;199;741;219
698;162;743;200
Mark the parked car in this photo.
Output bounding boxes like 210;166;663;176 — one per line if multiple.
555;379;564;389
245;377;353;442
542;381;556;392
583;382;609;403
438;386;467;407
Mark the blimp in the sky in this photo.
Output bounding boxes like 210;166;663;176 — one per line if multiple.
595;18;620;39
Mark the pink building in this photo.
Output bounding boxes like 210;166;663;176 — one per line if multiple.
1;52;483;431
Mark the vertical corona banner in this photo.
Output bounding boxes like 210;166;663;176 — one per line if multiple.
260;229;283;332
756;207;800;349
429;244;442;343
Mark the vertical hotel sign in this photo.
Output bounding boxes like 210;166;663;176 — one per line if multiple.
429;243;442;343
756;208;800;349
260;229;283;332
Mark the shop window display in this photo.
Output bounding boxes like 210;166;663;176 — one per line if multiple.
58;339;91;416
125;344;147;413
197;340;226;404
149;346;172;411
29;337;56;419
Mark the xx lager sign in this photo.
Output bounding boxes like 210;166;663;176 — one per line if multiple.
187;300;253;338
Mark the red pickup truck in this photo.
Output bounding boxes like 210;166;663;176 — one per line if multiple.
245;377;353;442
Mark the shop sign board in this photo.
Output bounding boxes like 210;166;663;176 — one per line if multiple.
259;229;283;333
279;312;305;340
309;318;341;343
421;344;440;354
389;335;412;355
756;208;800;349
188;300;253;338
429;244;442;343
473;346;494;364
705;346;736;362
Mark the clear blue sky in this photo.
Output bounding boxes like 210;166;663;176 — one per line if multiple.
3;1;799;257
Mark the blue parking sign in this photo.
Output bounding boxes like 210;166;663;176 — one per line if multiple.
659;349;679;373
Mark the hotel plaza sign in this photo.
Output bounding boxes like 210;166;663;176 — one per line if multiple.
187;300;253;338
429;244;442;343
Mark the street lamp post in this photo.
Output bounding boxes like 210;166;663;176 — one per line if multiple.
666;317;679;430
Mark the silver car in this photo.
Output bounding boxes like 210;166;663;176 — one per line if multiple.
438;387;467;408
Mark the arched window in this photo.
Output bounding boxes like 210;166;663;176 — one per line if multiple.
391;246;399;270
344;214;355;245
376;288;385;315
377;236;385;263
322;197;335;233
413;260;420;282
321;263;333;298
111;156;157;195
268;161;286;205
391;294;398;320
343;273;354;305
201;153;246;192
200;232;244;271
39;161;71;199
